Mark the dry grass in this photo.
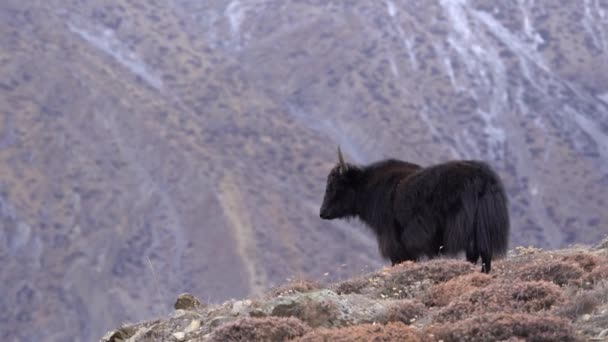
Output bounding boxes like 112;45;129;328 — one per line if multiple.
561;253;602;272
556;281;608;319
270;297;342;328
385;259;476;285
376;300;426;325
378;260;476;301
332;276;371;295
556;291;601;319
515;259;584;286
427;313;580;342
435;281;564;322
211;317;310;341
583;264;608;287
425;273;493;307
332;259;475;298
295;322;425;342
267;278;322;298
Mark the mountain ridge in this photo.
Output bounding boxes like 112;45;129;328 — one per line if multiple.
1;0;607;340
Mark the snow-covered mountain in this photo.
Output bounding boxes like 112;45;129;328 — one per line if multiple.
0;0;606;340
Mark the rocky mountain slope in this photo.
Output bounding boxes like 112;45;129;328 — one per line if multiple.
101;241;608;341
1;0;607;341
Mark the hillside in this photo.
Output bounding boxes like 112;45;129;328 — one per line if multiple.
1;0;607;340
101;240;608;341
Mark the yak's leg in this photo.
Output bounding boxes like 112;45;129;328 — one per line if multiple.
480;252;492;273
466;243;479;265
398;217;435;262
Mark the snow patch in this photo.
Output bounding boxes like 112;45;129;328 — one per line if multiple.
226;0;246;36
519;0;545;48
583;0;607;51
385;0;397;17
440;0;508;160
598;93;608;104
403;36;418;69
530;186;539;196
442;55;458;90
389;55;399;78
68;24;162;90
471;9;549;73
440;0;472;41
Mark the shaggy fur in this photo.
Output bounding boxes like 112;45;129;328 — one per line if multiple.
319;149;510;273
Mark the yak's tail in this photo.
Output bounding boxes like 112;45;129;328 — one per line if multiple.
443;175;510;273
475;178;510;273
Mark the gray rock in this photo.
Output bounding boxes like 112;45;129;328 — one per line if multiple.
174;293;203;311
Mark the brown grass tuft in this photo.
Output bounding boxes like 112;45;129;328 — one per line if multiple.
515;260;584;286
435;281;564;322
583;264;608;287
376;300;426;325
375;259;475;300
268;278;322;298
332;276;371;295
561;253;602;272
387;259;475;285
332;259;474;298
295;322;425;342
271;297;342;328
212;317;310;341
427;313;580;342
555;291;601;319
425;273;493;307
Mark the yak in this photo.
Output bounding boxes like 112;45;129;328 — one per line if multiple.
319;147;510;273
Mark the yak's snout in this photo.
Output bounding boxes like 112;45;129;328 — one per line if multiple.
319;207;330;219
319;201;334;220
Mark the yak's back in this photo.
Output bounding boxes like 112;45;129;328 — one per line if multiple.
393;159;506;215
409;160;501;192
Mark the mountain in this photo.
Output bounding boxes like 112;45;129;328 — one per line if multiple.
0;0;607;340
100;242;608;341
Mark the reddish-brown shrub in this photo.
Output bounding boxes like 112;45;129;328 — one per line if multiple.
296;322;425;342
427;313;579;342
371;259;475;300
271;298;342;328
516;260;584;286
511;281;565;311
386;259;475;286
376;300;426;325
212;317;310;341
583;264;608;287
332;259;474;299
435;281;564;322
269;279;322;298
425;273;493;306
561;253;602;272
332;276;371;295
555;291;600;319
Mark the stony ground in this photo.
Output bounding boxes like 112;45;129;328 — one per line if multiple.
101;239;608;341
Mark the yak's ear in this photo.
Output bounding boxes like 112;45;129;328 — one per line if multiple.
337;146;347;173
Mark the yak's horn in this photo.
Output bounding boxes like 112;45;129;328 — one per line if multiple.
338;146;347;171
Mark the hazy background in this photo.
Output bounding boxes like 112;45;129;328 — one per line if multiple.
1;0;607;340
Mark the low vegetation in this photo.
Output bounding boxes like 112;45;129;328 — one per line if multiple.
101;239;608;341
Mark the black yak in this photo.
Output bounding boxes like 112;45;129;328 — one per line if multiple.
319;147;510;273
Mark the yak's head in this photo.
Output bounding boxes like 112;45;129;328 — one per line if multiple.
319;147;359;220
